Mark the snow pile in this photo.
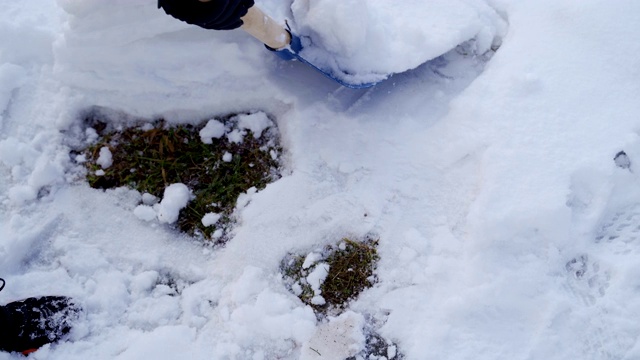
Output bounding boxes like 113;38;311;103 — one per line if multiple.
291;0;507;83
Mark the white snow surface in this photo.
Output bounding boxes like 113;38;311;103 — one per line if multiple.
1;0;640;359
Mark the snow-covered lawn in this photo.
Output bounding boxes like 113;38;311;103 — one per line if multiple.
1;0;640;359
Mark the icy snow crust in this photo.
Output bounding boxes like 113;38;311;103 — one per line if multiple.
1;0;640;359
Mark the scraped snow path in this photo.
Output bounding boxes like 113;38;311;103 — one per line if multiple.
1;0;640;359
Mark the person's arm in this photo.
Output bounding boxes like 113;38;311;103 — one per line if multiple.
158;0;255;30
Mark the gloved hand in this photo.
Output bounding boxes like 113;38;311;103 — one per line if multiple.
158;0;255;30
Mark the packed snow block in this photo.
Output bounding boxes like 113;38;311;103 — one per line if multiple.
291;0;507;84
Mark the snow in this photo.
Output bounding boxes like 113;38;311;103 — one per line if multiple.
306;263;329;295
237;112;273;139
290;0;507;83
1;0;640;359
201;213;221;227
199;119;226;144
300;311;366;360
156;183;192;224
96;147;112;169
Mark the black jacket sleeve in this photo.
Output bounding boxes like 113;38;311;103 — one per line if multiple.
158;0;255;30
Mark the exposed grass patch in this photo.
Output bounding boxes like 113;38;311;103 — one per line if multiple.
80;112;282;243
282;238;403;359
281;237;379;314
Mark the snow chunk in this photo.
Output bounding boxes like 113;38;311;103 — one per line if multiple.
96;146;113;169
302;252;323;269
134;205;157;222
226;129;244;144
201;212;221;227
156;183;192;224
199;119;226;144
310;295;326;305
237;112;272;139
222;152;233;162
306;262;330;294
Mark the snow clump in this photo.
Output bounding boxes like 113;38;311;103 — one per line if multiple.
156;183;192;224
96;146;113;169
237;112;272;139
201;212;221;227
306;262;330;305
199;119;226;144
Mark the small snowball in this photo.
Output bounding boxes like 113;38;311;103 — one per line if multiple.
212;229;224;239
201;212;221;227
226;129;244;144
199;119;226;144
222;152;233;162
157;183;192;224
75;154;87;163
96;146;113;169
134;205;157;222
237;112;272;139
95;169;105;176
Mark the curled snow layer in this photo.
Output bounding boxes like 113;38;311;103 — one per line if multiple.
291;0;507;83
156;183;191;224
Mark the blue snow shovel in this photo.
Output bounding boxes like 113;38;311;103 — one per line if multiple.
240;6;381;89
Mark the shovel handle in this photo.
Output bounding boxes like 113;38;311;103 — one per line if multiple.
197;0;290;49
240;7;291;49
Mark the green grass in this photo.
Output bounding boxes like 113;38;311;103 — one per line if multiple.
82;113;282;243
